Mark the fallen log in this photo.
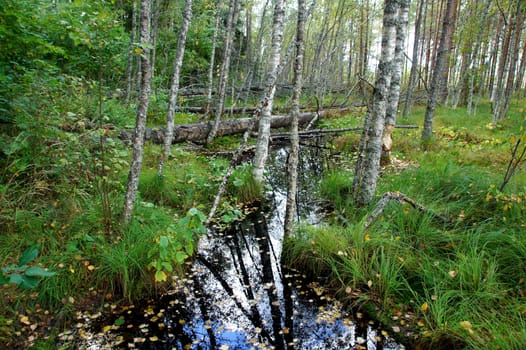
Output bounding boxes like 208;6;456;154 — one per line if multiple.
118;108;355;145
269;125;418;140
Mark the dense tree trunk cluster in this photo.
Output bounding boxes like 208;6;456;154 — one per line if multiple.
115;0;526;220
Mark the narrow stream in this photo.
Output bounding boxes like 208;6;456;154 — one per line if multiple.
62;143;402;349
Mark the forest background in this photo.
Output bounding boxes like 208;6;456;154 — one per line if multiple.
1;0;525;349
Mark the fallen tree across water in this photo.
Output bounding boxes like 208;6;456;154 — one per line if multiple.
119;108;347;144
118;107;417;145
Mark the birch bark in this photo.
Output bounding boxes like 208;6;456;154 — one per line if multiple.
205;0;224;118
125;0;138;105
421;0;456;141
206;0;240;144
123;0;152;223
352;0;398;206
402;0;424;117
284;0;306;238
382;0;409;163
158;0;192;176
252;0;285;181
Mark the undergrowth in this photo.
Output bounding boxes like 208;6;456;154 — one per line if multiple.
283;100;526;349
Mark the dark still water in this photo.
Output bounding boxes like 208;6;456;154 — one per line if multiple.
60;145;402;350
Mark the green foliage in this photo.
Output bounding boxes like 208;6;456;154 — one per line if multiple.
148;208;207;283
139;148;226;212
284;101;526;349
0;0;128;121
0;246;55;290
228;163;263;205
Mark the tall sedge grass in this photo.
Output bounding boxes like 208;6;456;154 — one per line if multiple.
284;101;526;348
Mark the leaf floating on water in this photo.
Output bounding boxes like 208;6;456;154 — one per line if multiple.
149;336;159;342
114;317;125;326
219;345;230;350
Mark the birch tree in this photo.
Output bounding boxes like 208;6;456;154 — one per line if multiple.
382;0;409;162
123;0;152;223
204;0;223;117
206;0;240;144
421;0;456;141
402;0;424;117
252;0;285;181
158;0;192;176
352;0;398;206
125;0;138;104
284;0;306;238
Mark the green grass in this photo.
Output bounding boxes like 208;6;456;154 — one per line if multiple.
283;99;526;349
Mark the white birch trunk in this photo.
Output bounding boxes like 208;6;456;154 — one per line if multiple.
125;0;138;105
382;0;409;162
403;0;424;117
206;0;240;144
284;0;306;238
123;0;152;223
205;0;224;118
252;0;285;182
158;0;192;176
422;0;456;140
352;0;398;206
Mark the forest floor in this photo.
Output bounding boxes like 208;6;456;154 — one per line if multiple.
1;99;525;349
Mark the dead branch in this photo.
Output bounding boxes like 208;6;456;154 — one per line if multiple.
363;191;450;232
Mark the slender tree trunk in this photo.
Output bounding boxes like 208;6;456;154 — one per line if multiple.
500;2;524;121
488;15;504;96
158;0;192;176
402;0;424;117
123;0;152;223
206;0;240;144
352;0;398;206
125;0;138;105
204;0;223;118
515;37;526;95
252;0;285;181
150;0;160;86
467;0;492;114
421;0;456;141
491;6;513;123
284;0;306;238
382;0;409;163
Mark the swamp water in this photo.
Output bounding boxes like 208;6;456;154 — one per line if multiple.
61;145;402;350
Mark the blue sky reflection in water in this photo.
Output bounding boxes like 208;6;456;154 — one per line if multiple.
62;145;401;350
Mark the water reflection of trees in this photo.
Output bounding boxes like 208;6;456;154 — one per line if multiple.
194;208;294;349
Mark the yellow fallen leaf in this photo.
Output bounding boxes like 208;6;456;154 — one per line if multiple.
459;320;475;335
20;316;31;325
421;302;429;312
102;325;112;333
149;336;158;342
